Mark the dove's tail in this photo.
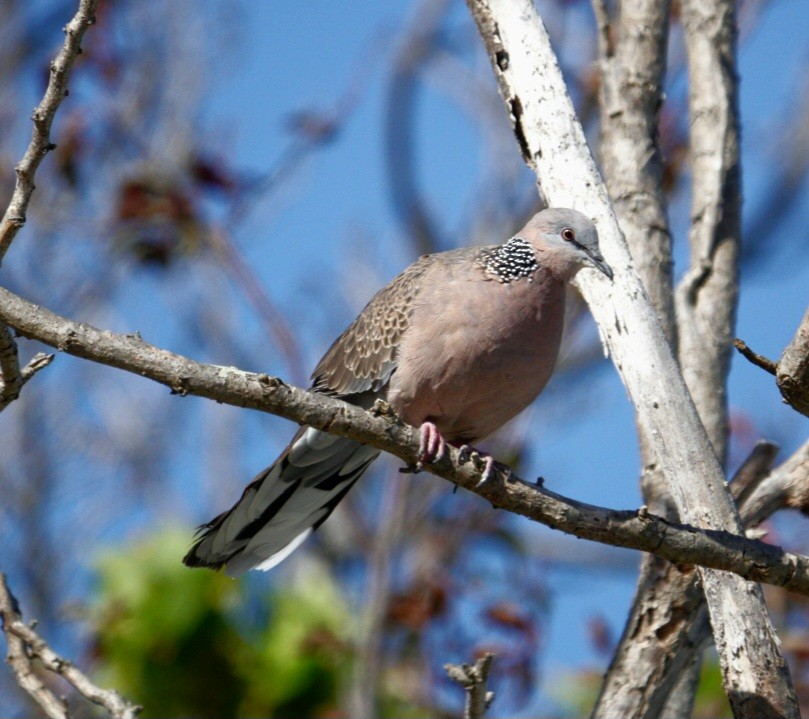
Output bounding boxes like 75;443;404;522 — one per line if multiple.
183;426;379;575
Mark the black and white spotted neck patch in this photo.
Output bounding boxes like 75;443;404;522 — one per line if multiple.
482;237;539;283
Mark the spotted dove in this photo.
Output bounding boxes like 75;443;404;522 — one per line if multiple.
184;208;612;575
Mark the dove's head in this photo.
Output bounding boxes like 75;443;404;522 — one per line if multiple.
519;208;613;281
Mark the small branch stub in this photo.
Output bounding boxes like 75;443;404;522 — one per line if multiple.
444;652;496;719
733;338;777;376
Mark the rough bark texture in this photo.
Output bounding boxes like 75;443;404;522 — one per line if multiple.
675;0;739;465
777;307;809;417
596;0;675;518
592;441;809;719
589;0;697;715
590;2;707;715
674;1;763;715
3;285;809;593
464;0;799;715
597;0;674;342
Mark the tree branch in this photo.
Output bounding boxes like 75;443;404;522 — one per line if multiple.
0;573;140;719
591;440;787;718
675;0;741;465
463;0;798;713
592;439;809;719
0;0;99;265
444;653;495;719
733;337;778;375
595;0;675;520
0;322;54;411
735;308;809;418
2;285;809;597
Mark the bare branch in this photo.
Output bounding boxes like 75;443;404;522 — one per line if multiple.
742;440;809;528
675;0;741;465
592;442;782;719
463;0;798;713
0;325;54;412
1;573;140;719
591;439;789;718
444;653;495;719
2;285;809;596
596;0;674;342
1;578;67;719
0;0;99;264
734;309;809;418
595;0;674;522
593;440;809;718
733;338;778;376
21;352;56;382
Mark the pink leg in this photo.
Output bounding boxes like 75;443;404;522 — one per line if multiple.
418;421;447;465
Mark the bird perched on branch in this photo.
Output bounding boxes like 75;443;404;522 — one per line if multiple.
184;208;612;575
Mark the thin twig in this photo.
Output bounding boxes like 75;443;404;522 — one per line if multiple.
445;653;495;719
0;0;99;264
733;338;777;376
0;573;140;719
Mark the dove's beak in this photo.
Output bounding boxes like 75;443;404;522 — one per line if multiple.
584;248;613;281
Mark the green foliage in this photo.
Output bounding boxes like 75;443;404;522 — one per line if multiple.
693;653;732;719
90;529;353;718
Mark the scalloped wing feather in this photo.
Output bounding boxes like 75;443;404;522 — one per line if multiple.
311;254;433;396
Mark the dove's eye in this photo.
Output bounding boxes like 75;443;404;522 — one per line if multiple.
561;228;576;242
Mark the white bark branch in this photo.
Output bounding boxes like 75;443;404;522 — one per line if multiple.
675;0;741;465
463;0;799;714
591;440;807;719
